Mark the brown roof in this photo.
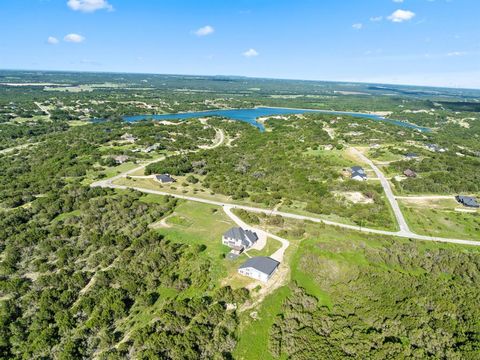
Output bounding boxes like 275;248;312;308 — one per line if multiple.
403;169;416;177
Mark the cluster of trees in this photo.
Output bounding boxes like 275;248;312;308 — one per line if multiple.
390;153;480;194
147;115;397;228
0;185;246;359
269;239;480;359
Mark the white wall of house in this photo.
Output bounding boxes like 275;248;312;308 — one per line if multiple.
238;267;272;282
222;236;242;248
352;175;367;181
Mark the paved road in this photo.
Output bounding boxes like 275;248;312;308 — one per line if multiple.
351;147;411;234
91;180;480;247
91;145;479;247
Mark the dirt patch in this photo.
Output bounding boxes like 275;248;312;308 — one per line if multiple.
240;263;290;312
335;191;374;204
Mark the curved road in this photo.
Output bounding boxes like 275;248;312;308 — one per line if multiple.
91;147;479;247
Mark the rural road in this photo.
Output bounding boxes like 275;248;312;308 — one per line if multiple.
92;181;480;247
91;143;479;247
351;147;411;234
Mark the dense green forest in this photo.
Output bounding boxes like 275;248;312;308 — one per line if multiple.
1;71;480;359
268;234;480;359
0;186;247;359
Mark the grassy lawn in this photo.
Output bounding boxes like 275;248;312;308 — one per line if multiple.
400;201;480;240
82;162;139;184
247;238;282;257
234;286;291;360
154;200;237;284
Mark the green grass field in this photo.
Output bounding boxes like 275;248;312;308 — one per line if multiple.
401;202;480;240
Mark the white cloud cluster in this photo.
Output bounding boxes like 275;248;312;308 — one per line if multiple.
393;0;404;3
194;25;215;36
388;9;416;23
243;48;259;58
352;23;363;30
67;0;113;13
64;33;85;43
47;36;59;45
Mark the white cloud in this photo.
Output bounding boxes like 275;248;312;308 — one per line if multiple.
47;36;59;45
352;23;363;30
447;51;468;57
64;33;85;43
67;0;113;13
388;9;416;23
242;48;259;58
194;25;215;36
370;16;383;22
393;0;404;3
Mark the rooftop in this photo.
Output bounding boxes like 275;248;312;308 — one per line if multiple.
223;227;258;247
239;256;280;275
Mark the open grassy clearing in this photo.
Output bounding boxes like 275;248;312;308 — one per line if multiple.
400;200;480;240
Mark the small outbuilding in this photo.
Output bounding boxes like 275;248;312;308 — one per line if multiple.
403;169;417;178
238;256;280;282
155;174;176;183
455;195;479;208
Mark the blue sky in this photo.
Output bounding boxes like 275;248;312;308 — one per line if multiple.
1;0;479;88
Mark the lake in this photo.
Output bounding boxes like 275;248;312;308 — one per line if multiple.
123;106;430;132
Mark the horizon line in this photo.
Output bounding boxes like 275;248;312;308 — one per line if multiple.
1;67;479;92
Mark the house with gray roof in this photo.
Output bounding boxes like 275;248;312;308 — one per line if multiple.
222;227;258;254
405;153;419;160
238;256;280;282
350;166;367;181
455;195;479;208
155;174;176;183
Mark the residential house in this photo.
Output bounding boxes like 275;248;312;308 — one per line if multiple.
143;144;160;153
222;227;258;254
426;144;446;153
113;155;129;164
455;195;479;208
403;169;417;178
351;166;367;181
155;174;176;183
120;133;137;143
238;256;280;282
405;153;419;160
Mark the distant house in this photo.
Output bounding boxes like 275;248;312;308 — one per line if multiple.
113;155;129;164
370;143;381;149
238;256;280;282
155;174;176;183
405;153;418;160
455;195;479;208
350;166;367;181
403;169;417;178
222;227;258;254
143;144;160;153
426;144;446;153
120;133;136;143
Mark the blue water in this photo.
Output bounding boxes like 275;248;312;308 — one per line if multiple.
123;106;430;132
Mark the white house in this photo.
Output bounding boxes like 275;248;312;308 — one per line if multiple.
222;227;258;253
238;257;280;282
351;166;367;181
